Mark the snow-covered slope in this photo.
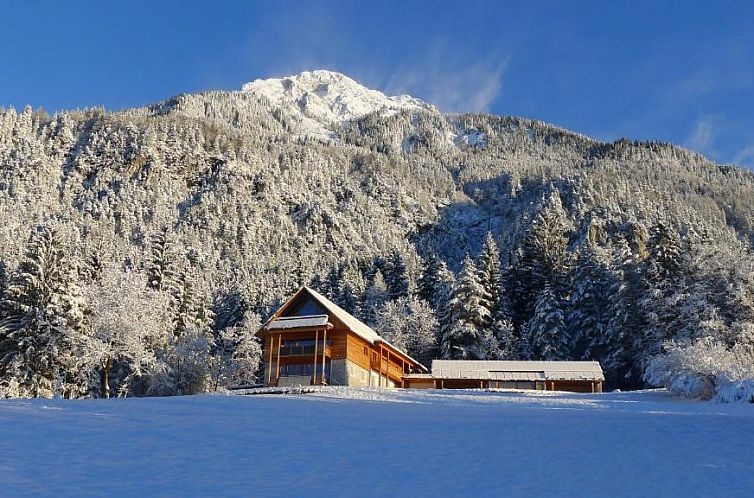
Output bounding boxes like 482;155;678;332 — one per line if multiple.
1;389;753;497
241;70;437;138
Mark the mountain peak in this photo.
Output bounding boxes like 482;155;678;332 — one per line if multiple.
241;70;436;137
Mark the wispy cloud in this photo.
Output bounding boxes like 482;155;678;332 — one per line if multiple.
383;44;509;113
734;145;754;168
686;116;717;153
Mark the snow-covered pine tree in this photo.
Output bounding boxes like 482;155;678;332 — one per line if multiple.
477;232;502;324
567;246;613;360
440;255;492;359
0;226;90;398
384;249;409;300
211;288;248;332
324;265;342;301
146;228;176;292
527;284;569;360
0;259;7;297
338;283;360;316
417;252;441;304
362;269;388;325
78;249;104;285
507;190;571;330
636;222;689;370
433;261;455;316
169;269;198;337
601;238;645;388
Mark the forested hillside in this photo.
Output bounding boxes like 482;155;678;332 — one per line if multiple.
1;71;753;399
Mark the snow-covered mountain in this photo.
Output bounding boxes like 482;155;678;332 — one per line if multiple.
241;70;437;137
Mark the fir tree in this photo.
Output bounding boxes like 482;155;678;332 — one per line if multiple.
169;270;198;337
146;228;176;292
384;249;409;300
527;284;569;360
637;222;689;370
567;247;613;360
507;191;571;329
211;288;248;332
362;270;388;325
0;226;89;398
417;252;441;305
440;255;491;359
477;232;502;324
324;265;342;301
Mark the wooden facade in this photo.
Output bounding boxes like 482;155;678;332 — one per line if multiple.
257;286;427;387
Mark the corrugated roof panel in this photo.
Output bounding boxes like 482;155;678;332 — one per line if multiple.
431;360;604;381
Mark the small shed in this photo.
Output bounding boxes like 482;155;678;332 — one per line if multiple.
404;360;605;393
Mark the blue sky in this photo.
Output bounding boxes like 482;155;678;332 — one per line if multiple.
1;1;752;167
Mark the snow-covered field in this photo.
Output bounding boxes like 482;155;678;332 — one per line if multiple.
1;388;752;497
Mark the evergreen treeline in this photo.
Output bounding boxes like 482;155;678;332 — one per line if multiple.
1;88;754;399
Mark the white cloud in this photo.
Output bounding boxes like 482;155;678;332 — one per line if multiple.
734;145;754;168
685;116;717;154
383;45;509;113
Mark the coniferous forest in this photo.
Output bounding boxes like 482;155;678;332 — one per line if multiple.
1;81;753;401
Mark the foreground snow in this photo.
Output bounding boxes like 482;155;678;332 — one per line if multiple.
1;389;752;497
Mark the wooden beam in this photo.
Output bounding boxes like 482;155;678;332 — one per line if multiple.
275;333;282;385
312;329;319;385
321;327;327;385
401;358;406;388
266;335;274;385
378;345;383;388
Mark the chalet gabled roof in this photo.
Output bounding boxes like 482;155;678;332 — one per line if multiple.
261;286;428;372
303;286;382;343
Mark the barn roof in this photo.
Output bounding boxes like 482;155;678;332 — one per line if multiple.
262;286;428;372
431;360;605;381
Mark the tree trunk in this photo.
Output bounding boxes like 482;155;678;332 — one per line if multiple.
101;358;112;399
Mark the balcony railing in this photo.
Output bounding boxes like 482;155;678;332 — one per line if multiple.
279;345;332;357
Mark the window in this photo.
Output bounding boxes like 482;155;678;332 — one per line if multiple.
363;346;368;356
279;361;331;381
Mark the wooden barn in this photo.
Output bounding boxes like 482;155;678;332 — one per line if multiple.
257;286;427;387
404;360;605;393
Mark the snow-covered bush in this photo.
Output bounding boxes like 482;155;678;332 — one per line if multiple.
147;326;215;396
645;337;754;403
374;297;438;366
85;267;170;398
208;311;263;390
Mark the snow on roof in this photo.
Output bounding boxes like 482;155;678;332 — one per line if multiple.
267;315;330;330
282;287;428;372
431;360;605;381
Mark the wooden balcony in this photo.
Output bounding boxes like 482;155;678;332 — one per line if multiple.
278;345;332;357
370;356;406;381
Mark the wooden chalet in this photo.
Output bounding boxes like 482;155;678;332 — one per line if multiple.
404;360;605;393
257;286;428;387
